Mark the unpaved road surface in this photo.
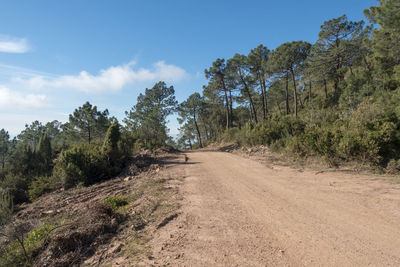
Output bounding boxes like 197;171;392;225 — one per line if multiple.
151;151;400;266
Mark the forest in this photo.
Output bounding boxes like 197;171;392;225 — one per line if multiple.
177;1;400;169
1;0;400;225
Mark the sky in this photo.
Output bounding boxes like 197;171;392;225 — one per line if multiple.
0;0;377;137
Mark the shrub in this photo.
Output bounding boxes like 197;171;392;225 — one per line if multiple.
386;159;400;174
103;122;121;155
0;222;56;267
102;195;128;211
28;176;60;201
119;130;137;155
0;174;30;204
55;144;110;189
36;134;52;175
0;190;13;225
285;136;307;157
246;115;305;147
303;126;339;158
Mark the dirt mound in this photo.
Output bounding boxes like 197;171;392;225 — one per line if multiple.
33;203;118;267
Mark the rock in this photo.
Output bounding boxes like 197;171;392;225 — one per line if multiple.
124;176;132;182
42;210;55;215
156;168;160;173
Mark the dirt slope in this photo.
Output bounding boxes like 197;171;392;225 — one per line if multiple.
151;150;400;266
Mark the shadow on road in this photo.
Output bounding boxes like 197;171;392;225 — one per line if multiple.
155;154;200;166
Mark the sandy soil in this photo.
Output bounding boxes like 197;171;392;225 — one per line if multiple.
151;150;400;266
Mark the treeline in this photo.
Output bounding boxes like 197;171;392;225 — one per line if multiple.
0;81;177;216
177;0;400;170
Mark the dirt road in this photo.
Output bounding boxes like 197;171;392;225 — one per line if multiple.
151;151;400;266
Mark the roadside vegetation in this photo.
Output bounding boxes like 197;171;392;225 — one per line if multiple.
177;0;400;171
0;81;178;266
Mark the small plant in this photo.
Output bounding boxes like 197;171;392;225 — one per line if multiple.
102;195;128;211
28;176;60;201
0;221;57;266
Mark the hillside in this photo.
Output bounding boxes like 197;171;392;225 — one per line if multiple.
0;151;184;266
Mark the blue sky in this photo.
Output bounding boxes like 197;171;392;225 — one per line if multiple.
0;0;377;136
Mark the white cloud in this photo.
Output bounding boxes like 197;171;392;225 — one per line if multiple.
0;35;30;53
0;85;47;109
17;61;189;93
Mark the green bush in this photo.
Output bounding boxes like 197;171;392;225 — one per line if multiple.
55;144;110;189
285;136;307;157
0;239;26;267
0;174;30;204
0;222;56;267
119;130;137;155
55;135;128;189
302;126;340;158
103;122;121;155
0;190;13;225
102;195;128;211
28;176;60;201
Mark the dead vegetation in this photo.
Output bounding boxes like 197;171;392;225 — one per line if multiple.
0;151;184;266
32;203;118;266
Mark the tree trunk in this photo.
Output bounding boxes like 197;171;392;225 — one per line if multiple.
223;88;230;129
203;121;209;140
324;79;328;99
334;80;338;97
262;78;268;117
291;69;298;117
260;76;266;120
239;74;258;123
285;73;290;115
221;79;231;129
193;113;203;148
188;139;192;150
309;81;312;101
228;88;233;127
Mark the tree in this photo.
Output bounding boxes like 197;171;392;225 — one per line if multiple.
124;81;177;147
365;0;400;87
227;54;258;123
177;123;196;150
247;44;271;119
17;121;45;150
0;129;11;169
311;15;365;98
69;101;110;143
178;93;205;148
103;122;121;155
202;85;226;137
36;134;52;174
205;58;234;129
271;41;312;117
